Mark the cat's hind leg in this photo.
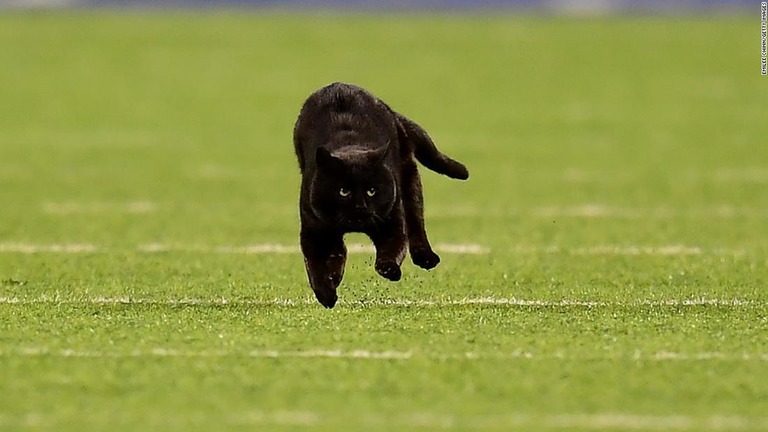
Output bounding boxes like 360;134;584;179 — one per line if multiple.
401;159;440;270
300;229;347;308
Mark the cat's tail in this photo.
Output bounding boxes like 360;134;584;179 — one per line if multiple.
394;112;469;180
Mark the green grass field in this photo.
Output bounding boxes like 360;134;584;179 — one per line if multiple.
1;11;767;431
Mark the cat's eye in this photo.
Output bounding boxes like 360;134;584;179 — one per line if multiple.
366;188;377;197
339;188;351;197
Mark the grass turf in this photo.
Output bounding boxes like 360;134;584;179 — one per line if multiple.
1;11;767;431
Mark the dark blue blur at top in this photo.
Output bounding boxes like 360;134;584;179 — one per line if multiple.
11;0;757;12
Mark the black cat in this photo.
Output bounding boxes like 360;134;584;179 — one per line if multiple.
293;82;469;308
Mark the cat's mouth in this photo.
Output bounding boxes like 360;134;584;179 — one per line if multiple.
343;215;375;230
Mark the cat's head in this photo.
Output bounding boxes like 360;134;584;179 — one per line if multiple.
310;144;397;230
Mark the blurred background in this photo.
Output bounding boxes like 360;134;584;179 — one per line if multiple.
0;0;764;254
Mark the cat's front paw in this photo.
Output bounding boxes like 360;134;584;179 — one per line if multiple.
327;254;346;288
328;272;343;288
313;288;338;309
411;248;440;270
375;261;402;281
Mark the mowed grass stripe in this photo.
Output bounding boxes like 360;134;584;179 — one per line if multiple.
228;412;768;431
3;411;766;431
195;412;768;431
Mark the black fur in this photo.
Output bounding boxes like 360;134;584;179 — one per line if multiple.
293;82;469;308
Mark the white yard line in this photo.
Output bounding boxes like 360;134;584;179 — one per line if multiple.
0;296;760;307
361;298;760;307
0;242;489;255
0;242;757;256
36;200;768;219
529;413;768;431
0;243;99;253
137;243;490;255
574;245;704;255
3;347;413;360
508;244;752;256
520;245;740;256
435;243;491;254
367;413;768;430
534;204;644;218
137;243;302;254
247;349;413;360
427;205;768;219
715;167;768;183
1;347;766;364
41;201;157;215
192;165;249;180
3;412;767;431
533;205;768;219
3;411;765;430
228;410;320;427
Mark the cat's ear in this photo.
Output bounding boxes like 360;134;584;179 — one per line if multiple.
316;147;343;172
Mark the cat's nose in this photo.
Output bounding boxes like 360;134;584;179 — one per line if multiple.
353;205;371;220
